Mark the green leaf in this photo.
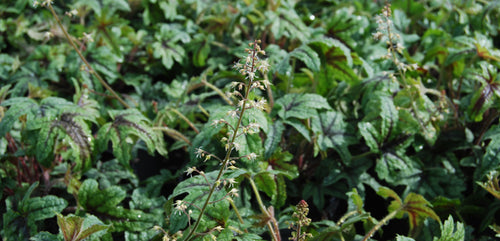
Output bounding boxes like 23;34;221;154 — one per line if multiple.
152;24;190;69
102;0;131;12
312;110;354;161
358;121;380;152
433;216;465;241
264;4;311;43
377;186;402;205
24;196;68;222
159;0;178;20
254;172;276;200
30;232;63;241
347;188;364;212
403;193;441;236
396;236;415;241
57;213;110;241
96;109;167;166
0;97;38;137
264;120;284;159
168;170;231;233
274;93;331;120
289;45;321;72
3;182;67;240
78;179;126;212
77;179;156;233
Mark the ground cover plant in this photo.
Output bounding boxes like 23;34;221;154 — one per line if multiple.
1;0;500;240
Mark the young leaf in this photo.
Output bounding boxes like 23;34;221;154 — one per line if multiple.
433;216;465;241
152;24;191;69
57;213;110;241
403;193;441;236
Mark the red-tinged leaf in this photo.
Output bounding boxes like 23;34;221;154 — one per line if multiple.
403;193;441;236
377;186;402;205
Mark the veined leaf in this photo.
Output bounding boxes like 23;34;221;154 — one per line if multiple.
0;97;38;137
403;193;441;236
96;108;167;167
289;45;321;72
377;187;440;236
37;112;93;169
264;4;311;43
78;179;126;212
254;172;276;201
152;24;191;70
274;93;331;120
77;179;157;233
312;110;354;162
264;120;284;159
3;182;67;240
57;213;110;241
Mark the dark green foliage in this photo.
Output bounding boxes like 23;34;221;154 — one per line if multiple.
1;0;499;240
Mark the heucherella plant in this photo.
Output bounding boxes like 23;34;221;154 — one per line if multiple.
368;1;450;146
164;40;272;241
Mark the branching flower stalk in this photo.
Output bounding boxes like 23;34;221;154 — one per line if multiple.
373;3;426;131
183;40;271;241
35;0;130;109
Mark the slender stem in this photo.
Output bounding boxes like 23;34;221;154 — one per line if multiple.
153;126;192;145
184;42;260;241
46;4;130;109
362;208;400;241
248;177;280;241
170;108;200;134
228;198;246;226
201;79;234;105
336;210;358;226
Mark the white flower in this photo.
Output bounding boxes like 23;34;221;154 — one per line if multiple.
174;200;187;215
185;166;197;176
41;0;53;7
247;152;258;161
257;59;270;73
82;32;94;43
246;71;256;81
195;148;204;158
408;63;419;70
232;142;241;151
226;178;237;187
66;9;78;17
229;188;239;197
213;226;224;232
43;31;53;40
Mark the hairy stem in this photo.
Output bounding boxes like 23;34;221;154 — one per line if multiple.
46;4;130;109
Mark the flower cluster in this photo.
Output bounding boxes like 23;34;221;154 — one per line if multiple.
373;3;418;74
33;0;53;7
289;200;312;241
